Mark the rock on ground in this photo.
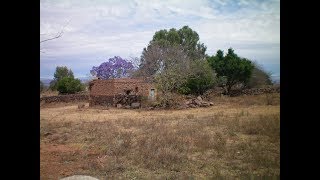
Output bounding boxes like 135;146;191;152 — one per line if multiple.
116;104;122;108
60;175;99;180
131;102;141;109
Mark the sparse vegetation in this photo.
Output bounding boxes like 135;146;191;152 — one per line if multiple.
40;80;44;93
246;62;273;88
40;93;280;179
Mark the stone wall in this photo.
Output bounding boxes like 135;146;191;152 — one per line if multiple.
89;95;114;106
40;94;89;103
230;86;280;96
203;86;280;98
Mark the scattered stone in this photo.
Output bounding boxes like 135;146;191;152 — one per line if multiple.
177;104;188;110
194;99;202;106
209;102;214;106
60;175;99;180
131;102;141;109
44;132;52;137
116;104;122;108
147;107;154;110
49;134;61;142
125;105;131;109
185;100;191;105
101;107;109;110
200;102;210;107
189;104;197;108
197;96;203;101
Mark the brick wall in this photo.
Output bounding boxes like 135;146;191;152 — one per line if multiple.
89;80;115;96
89;78;157;106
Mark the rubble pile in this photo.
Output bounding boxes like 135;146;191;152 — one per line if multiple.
181;96;214;109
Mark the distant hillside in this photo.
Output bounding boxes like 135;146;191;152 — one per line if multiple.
41;76;280;87
40;77;92;87
40;78;52;87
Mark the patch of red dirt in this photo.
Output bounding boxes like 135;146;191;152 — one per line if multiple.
40;143;85;180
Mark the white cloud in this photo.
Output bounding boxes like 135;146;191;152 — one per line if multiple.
40;0;280;78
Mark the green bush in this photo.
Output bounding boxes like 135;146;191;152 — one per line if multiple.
56;77;84;94
49;66;74;91
178;60;216;95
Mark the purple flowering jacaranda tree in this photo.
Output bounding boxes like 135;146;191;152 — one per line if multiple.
90;56;135;79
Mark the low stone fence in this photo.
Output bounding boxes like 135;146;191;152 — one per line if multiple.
229;86;280;96
40;87;280;105
203;86;280;98
40;94;89;103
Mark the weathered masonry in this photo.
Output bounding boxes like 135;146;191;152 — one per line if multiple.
89;78;157;106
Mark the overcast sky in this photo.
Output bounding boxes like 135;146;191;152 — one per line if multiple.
40;0;280;80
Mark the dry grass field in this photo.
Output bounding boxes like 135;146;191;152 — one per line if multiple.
40;93;280;179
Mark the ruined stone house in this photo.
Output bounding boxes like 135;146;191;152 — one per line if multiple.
88;78;157;106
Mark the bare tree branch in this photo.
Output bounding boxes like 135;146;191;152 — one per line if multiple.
40;31;63;43
40;19;70;44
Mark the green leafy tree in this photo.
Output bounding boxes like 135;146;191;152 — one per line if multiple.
50;66;74;90
136;26;216;100
137;26;208;79
179;60;216;95
208;48;254;94
54;66;74;80
56;77;84;94
151;25;207;61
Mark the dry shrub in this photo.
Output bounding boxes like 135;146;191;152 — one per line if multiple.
194;130;227;153
186;114;195;119
134;123;188;169
265;93;280;105
211;93;280;107
156;92;185;108
107;131;133;156
78;103;85;109
212;131;227;152
233;138;280;173
194;132;213;149
241;114;280;141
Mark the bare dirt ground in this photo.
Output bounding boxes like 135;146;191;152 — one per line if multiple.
40;93;280;179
